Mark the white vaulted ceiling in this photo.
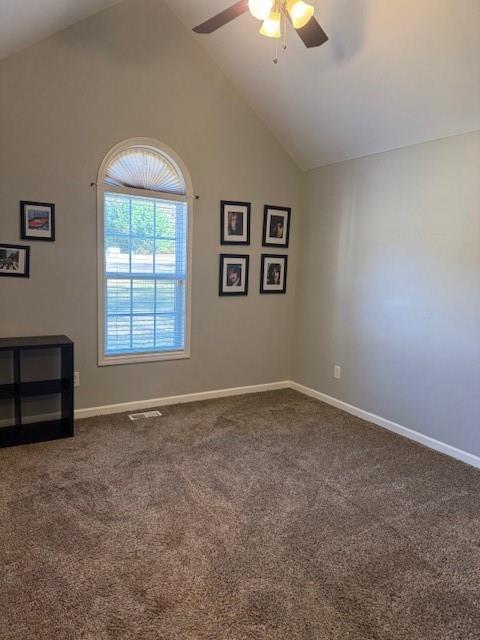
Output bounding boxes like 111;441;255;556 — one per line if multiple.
1;0;479;169
0;0;122;61
164;0;480;169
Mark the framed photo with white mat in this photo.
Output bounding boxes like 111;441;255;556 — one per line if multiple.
260;254;288;294
219;254;249;296
220;201;251;245
262;205;291;248
0;244;30;278
20;201;55;241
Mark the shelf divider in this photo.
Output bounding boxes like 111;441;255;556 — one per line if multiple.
0;336;74;448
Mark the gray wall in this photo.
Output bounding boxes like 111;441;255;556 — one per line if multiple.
1;0;478;459
294;131;480;456
0;0;302;409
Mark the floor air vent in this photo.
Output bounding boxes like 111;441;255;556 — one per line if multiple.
129;410;163;421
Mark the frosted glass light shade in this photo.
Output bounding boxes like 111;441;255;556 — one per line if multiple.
248;0;274;21
286;0;314;29
259;11;282;38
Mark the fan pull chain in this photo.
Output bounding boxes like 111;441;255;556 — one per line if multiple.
273;7;288;63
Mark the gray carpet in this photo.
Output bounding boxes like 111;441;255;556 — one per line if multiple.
1;389;479;639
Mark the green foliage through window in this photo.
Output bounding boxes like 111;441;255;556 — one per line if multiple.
104;192;187;355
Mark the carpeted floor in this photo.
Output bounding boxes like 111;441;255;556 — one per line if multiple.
1;389;479;639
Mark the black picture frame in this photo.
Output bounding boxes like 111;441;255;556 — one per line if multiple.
20;201;55;242
260;254;288;294
0;244;30;278
219;254;249;296
220;200;251;245
262;205;291;248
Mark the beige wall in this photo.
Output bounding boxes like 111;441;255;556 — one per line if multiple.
2;0;479;459
0;0;302;409
294;131;480;456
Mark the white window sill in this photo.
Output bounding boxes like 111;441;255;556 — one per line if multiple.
98;349;190;367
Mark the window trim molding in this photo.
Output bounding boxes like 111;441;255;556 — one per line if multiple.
96;138;193;367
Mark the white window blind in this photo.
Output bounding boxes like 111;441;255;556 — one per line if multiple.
103;192;187;357
105;147;186;195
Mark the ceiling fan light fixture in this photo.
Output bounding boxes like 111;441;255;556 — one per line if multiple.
286;0;314;29
248;0;274;21
259;10;282;38
192;1;328;53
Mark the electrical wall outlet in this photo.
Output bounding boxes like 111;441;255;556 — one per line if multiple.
333;365;342;380
74;371;80;387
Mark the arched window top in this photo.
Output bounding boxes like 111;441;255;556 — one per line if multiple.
99;138;192;197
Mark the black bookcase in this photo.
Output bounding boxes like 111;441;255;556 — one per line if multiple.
0;335;74;448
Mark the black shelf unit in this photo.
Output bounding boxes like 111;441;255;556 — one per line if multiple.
0;335;74;448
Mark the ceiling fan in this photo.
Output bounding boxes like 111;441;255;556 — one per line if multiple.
193;1;328;61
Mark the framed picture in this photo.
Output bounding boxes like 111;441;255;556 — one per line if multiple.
20;201;55;241
219;254;249;296
262;205;291;248
260;254;288;294
220;201;251;245
0;244;30;278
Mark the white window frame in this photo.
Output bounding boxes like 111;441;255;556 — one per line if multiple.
96;138;193;366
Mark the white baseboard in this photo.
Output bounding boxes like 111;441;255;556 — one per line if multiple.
75;381;290;419
73;378;480;470
289;381;480;470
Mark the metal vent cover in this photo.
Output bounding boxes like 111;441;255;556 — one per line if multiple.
129;410;163;421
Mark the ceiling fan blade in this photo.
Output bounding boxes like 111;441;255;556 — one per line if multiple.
193;0;249;34
295;17;329;48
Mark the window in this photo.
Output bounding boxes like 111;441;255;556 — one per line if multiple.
97;139;192;365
